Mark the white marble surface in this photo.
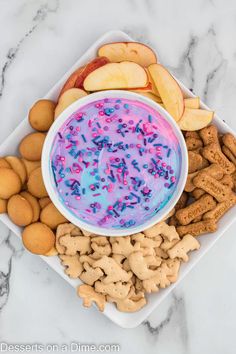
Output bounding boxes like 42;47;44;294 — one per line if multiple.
0;0;236;353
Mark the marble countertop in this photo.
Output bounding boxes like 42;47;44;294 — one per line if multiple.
1;0;236;353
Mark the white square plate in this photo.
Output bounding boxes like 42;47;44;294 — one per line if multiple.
0;30;236;328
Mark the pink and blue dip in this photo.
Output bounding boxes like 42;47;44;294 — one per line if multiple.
50;97;182;229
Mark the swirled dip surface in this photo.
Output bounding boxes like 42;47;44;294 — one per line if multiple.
50;97;182;229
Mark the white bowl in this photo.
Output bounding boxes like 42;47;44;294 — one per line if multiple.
42;90;188;236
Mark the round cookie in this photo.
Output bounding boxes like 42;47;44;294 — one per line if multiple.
39;197;51;209
0;168;22;199
22;222;55;255
27;167;48;198
21;158;41;179
19;132;46;161
5;156;27;184
40;202;67;229
29;99;56;132
44;246;58;257
0;199;7;213
20;191;40;222
7;194;33;226
0;158;11;169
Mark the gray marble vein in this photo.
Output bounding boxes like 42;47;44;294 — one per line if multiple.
169;35;199;92
0;258;11;312
169;24;228;109
203;60;227;102
202;27;227;103
143;303;174;336
143;292;189;352
0;1;235;351
0;231;13;313
0;0;59;99
0;230;24;313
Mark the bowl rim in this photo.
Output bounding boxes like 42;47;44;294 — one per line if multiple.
42;90;188;236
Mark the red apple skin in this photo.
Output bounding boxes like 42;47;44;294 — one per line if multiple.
58;66;85;99
98;42;157;67
75;57;110;88
58;57;109;99
130;82;153;92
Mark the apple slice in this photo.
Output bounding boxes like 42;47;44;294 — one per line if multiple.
184;97;200;109
83;62;148;91
178;108;214;131
59;66;85;98
148;64;184;122
58;57;109;98
126;70;160;95
146;69;160;97
74;57;110;88
132;91;162;103
54;88;87;119
127;81;153;93
98;42;157;67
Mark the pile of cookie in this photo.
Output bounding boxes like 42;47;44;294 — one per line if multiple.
55;123;236;313
1;39;236;314
170;125;236;237
56;221;200;312
76;124;236;312
0;99;68;255
1;120;234;314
